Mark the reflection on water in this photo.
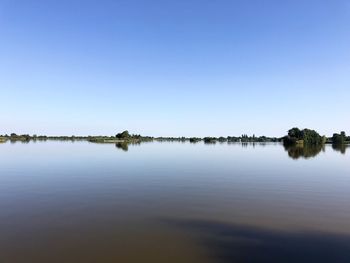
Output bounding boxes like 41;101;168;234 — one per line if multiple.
115;142;129;151
283;144;325;159
115;141;143;152
0;141;349;263
283;143;348;159
332;143;348;154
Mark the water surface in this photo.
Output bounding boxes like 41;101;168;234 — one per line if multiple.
0;141;349;263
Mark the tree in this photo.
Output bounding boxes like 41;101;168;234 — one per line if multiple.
332;132;345;145
204;137;216;143
284;128;323;146
189;137;201;143
302;129;323;145
218;137;227;142
116;130;130;139
288;128;303;140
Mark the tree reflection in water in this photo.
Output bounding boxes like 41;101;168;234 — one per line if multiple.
283;144;324;159
332;144;348;155
115;141;142;152
115;142;129;152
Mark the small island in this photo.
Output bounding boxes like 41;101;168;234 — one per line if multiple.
283;128;326;146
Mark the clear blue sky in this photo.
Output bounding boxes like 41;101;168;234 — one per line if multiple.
1;0;349;137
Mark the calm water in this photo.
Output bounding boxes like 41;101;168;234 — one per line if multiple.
0;141;349;263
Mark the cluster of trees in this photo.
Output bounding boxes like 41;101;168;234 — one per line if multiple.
240;134;278;143
156;135;278;144
203;137;217;143
332;131;349;145
189;137;201;143
156;137;190;142
115;130;131;139
284;128;350;147
88;131;153;143
115;131;153;142
0;131;153;144
1;133;91;142
6;133;32;142
283;128;325;146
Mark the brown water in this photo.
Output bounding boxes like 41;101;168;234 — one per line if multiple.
0;141;349;263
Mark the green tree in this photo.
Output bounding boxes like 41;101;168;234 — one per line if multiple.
204;137;216;143
284;128;323;146
332;132;345;145
116;130;131;139
302;129;323;145
288;128;303;140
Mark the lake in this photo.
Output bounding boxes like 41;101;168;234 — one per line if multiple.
0;141;349;263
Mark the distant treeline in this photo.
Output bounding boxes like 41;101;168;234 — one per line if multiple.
139;134;279;143
1;129;349;145
283;128;350;146
0;131;154;144
0;133;91;142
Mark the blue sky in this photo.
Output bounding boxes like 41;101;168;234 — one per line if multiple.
1;0;349;137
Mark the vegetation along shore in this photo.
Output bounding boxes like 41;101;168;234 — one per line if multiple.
1;128;349;147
